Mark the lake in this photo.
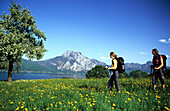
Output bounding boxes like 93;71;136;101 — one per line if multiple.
0;72;85;81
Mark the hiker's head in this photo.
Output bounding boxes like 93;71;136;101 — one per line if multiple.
152;49;159;56
110;52;117;58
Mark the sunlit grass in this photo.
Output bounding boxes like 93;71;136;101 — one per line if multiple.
0;78;169;111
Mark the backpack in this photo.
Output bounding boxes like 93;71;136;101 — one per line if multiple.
161;55;167;70
115;57;125;73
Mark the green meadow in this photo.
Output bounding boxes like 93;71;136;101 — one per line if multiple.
0;78;169;111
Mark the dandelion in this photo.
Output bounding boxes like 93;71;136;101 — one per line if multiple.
165;107;170;110
112;103;116;107
46;108;49;110
138;99;141;102
2;106;4;108
16;107;19;110
10;102;13;104
51;96;55;99
125;101;127;103
90;104;92;107
128;98;132;101
158;101;160;103
73;106;76;109
25;108;28;111
108;100;110;103
112;107;114;109
21;106;24;109
75;101;77;103
92;103;95;106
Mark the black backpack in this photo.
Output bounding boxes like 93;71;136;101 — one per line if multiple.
115;57;125;73
161;55;167;70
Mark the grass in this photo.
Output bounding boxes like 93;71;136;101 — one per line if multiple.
0;78;169;111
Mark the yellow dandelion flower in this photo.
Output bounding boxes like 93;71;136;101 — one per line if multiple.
165;107;170;110
92;103;95;106
16;107;19;110
75;101;77;103
90;104;92;107
138;99;141;102
2;106;4;108
46;108;49;110
125;101;127;103
108;100;110;103
10;102;13;104
112;107;114;109
73;106;76;109
25;108;28;111
112;103;116;106
33;108;36;110
21;106;24;109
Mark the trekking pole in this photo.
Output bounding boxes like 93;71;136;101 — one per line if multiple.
98;65;108;78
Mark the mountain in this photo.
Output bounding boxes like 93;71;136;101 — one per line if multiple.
125;61;152;73
20;51;107;74
20;50;168;74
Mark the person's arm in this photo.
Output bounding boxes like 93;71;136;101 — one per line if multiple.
155;56;164;69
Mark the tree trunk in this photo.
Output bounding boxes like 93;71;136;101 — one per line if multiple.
8;60;14;82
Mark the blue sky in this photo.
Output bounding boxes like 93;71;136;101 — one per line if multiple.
0;0;170;66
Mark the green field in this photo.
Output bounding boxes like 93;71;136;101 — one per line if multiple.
0;78;169;111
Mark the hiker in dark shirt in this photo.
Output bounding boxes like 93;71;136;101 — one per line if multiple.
152;49;166;91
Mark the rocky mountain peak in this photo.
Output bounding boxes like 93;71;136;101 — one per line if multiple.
62;50;83;59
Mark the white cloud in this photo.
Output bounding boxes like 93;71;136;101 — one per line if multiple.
159;38;170;43
159;39;166;43
100;56;107;60
140;52;148;55
166;55;170;58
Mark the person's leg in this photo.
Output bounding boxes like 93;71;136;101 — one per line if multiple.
114;70;120;92
108;71;114;91
152;70;158;90
158;69;166;90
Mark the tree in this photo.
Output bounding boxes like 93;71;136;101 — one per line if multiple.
119;72;130;78
86;65;109;78
129;70;148;78
0;1;47;81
